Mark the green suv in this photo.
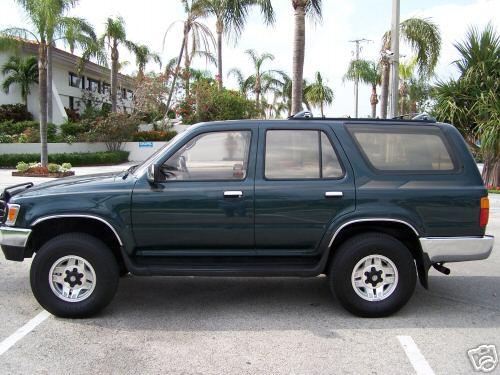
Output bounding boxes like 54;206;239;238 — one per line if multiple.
0;117;494;318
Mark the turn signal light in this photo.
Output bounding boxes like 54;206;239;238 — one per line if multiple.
6;204;20;226
480;197;489;228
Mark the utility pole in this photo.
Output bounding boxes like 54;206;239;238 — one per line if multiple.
349;38;371;118
389;0;400;118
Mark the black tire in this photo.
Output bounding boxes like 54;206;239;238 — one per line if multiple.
329;232;416;317
30;233;119;318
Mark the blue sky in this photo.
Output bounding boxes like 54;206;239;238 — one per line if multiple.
1;0;498;117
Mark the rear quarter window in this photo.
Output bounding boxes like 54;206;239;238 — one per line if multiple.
347;125;457;172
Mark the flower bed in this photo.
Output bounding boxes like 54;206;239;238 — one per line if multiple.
13;162;75;178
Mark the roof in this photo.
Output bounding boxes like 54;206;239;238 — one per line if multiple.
11;38;135;88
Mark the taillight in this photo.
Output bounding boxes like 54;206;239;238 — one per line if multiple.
480;197;489;228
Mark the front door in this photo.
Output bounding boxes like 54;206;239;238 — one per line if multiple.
131;126;257;255
254;124;355;255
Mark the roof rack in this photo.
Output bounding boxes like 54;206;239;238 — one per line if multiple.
287;111;436;123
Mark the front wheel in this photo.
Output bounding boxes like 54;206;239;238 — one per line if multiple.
329;232;416;317
30;233;119;318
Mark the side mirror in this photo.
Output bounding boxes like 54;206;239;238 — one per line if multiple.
147;163;156;183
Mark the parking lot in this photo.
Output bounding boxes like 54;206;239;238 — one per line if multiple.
0;165;498;374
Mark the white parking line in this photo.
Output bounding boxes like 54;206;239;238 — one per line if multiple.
398;335;435;375
0;310;51;355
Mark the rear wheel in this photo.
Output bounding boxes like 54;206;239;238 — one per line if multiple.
30;233;119;318
329;232;416;317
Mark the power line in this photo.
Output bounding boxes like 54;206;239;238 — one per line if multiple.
349;38;372;117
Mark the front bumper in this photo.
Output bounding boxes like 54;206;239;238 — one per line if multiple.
0;226;32;261
419;235;494;263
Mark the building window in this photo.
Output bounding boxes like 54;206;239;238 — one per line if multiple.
69;96;74;110
87;78;100;93
126;89;133;100
102;82;111;95
69;72;81;88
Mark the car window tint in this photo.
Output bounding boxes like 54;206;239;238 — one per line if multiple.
161;131;251;181
349;126;456;171
321;132;343;178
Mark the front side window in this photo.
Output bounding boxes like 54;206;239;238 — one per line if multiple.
265;130;344;179
160;131;251;181
348;125;456;172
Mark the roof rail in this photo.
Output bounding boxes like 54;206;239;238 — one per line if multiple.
288;110;313;119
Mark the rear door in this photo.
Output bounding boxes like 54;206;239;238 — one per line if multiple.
254;122;355;255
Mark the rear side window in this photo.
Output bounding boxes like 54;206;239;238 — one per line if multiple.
265;130;343;179
348;125;456;172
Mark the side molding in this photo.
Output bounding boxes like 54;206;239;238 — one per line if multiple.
31;214;124;246
328;218;420;248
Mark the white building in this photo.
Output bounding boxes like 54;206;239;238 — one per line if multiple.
0;40;135;124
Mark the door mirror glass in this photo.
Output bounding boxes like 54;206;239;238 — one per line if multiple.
147;163;156;183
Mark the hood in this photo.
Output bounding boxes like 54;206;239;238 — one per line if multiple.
10;171;127;200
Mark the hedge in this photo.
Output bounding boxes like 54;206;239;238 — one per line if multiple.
0;151;129;167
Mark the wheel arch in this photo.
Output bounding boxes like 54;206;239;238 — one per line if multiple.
27;215;126;272
324;218;429;288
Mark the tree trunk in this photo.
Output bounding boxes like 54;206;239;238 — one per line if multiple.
23;95;28;112
320;102;324;118
111;41;119;112
38;41;48;167
184;33;190;97
165;22;189;112
216;19;223;90
380;61;390;119
291;4;305;115
482;155;500;188
370;85;378;118
47;44;53;123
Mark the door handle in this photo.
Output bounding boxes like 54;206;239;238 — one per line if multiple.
224;191;243;198
325;191;343;198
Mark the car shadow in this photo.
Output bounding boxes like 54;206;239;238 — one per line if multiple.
68;274;500;334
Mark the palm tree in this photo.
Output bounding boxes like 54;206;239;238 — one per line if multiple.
398;57;417;115
344;59;381;118
198;0;275;90
1;0;79;166
304;71;333;117
131;44;161;80
432;23;499;187
291;0;322;115
242;49;280;106
227;68;253;97
99;16;137;112
164;0;214;111
2;55;38;110
48;16;97;122
379;17;441;118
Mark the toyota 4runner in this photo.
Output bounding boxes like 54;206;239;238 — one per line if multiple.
0;117;494;318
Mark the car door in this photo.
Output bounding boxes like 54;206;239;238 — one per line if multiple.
254;123;355;255
131;124;257;255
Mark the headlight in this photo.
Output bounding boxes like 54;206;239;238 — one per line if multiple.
5;204;20;226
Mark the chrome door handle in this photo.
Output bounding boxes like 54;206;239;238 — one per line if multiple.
325;191;343;198
224;191;243;198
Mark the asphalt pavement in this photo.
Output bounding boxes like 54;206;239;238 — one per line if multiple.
0;166;498;374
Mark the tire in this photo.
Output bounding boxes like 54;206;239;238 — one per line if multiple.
30;233;119;318
329;232;416;318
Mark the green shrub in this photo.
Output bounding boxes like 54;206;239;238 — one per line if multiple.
133;130;177;142
16;161;29;173
0;104;33;122
47;163;60;173
61;163;72;171
0;151;129;167
60;121;90;137
0;120;38;135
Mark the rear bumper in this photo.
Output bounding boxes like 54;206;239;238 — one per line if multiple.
0;226;32;261
419;235;494;263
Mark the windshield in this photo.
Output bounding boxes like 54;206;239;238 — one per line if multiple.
132;131;190;176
